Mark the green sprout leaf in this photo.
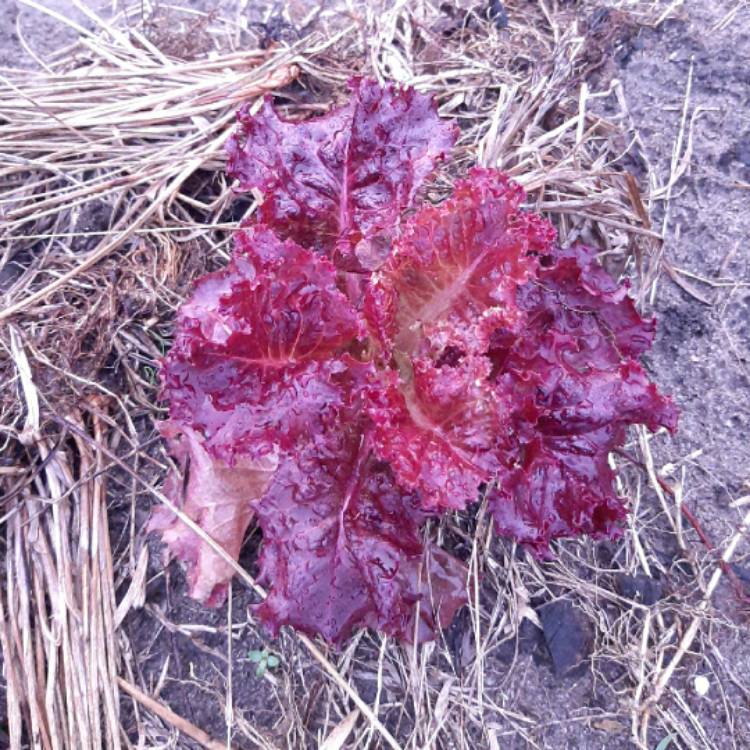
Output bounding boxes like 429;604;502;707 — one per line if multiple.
248;648;280;677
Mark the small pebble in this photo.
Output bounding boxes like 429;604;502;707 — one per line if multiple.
694;675;710;696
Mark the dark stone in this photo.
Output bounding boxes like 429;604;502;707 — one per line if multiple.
495;636;516;664
614;573;664;606
494;618;544;664
518;617;544;654
445;605;471;670
537;599;592;678
487;0;509;29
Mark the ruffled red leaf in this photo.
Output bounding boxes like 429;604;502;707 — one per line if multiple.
157;228;364;600
362;170;554;510
490;434;628;555
368;355;505;510
378;168;554;356
488;244;678;553
226;78;456;267
162;226;363;461
254;420;467;644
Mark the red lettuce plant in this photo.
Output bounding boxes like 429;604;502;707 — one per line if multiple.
153;79;677;644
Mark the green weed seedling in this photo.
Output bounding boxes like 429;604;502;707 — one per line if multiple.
248;648;280;678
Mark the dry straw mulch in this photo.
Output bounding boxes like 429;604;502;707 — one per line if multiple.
1;1;743;748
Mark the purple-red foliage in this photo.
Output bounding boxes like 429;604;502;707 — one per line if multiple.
153;79;677;644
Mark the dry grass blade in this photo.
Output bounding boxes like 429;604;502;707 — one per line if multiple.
0;40;298;321
117;677;227;750
1;331;120;749
637;491;750;744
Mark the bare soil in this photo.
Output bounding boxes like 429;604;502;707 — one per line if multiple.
1;1;748;749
